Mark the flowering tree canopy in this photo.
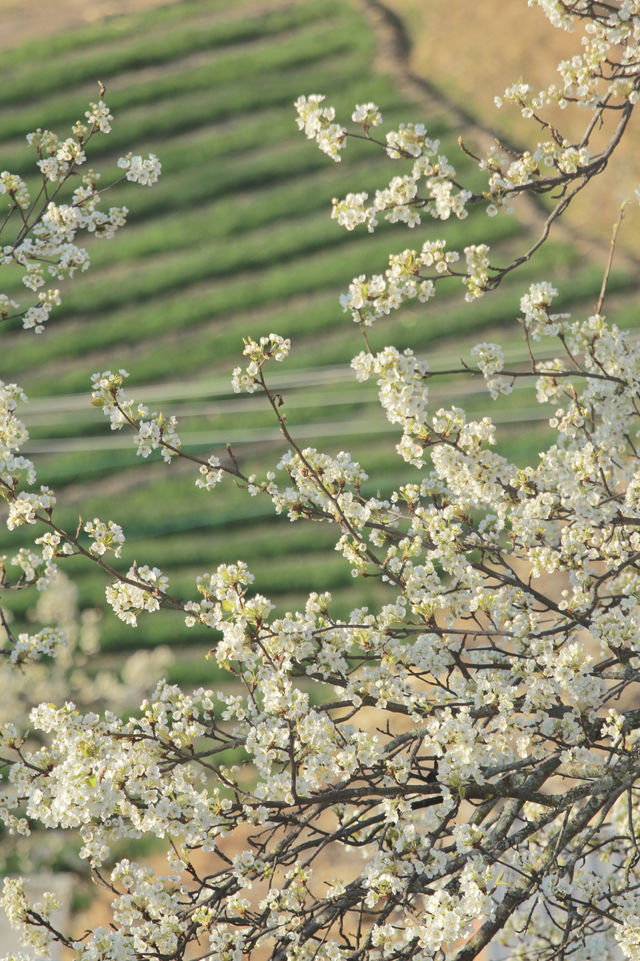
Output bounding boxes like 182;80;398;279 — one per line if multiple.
2;1;640;959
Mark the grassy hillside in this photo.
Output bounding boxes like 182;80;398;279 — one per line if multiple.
0;0;634;686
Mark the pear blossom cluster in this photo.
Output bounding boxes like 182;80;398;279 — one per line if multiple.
336;238;492;330
10;545;58;590
0;571;173;875
231;333;291;393
331;136;471;235
351;101;383;130
520;279;570;338
90;369;181;462
469;342;511;398
195;454;224;491
294;94;347;162
83;518;125;558
0;99;170;675
7;626;66;667
4;4;640;961
0;94;160;337
6;487;55;531
0;382;33;483
338;241;458;326
352;346;430;466
116;153;162;186
105;564;169;626
1;877;61;958
269;447;370;524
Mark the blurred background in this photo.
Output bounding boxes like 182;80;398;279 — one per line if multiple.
0;0;638;945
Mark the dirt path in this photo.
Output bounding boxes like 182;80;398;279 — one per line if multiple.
0;0;173;49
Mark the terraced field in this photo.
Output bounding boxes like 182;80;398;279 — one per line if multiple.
1;0;635;685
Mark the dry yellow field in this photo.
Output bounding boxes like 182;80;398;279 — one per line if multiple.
383;0;640;259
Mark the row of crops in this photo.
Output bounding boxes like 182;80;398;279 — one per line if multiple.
1;0;635;684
